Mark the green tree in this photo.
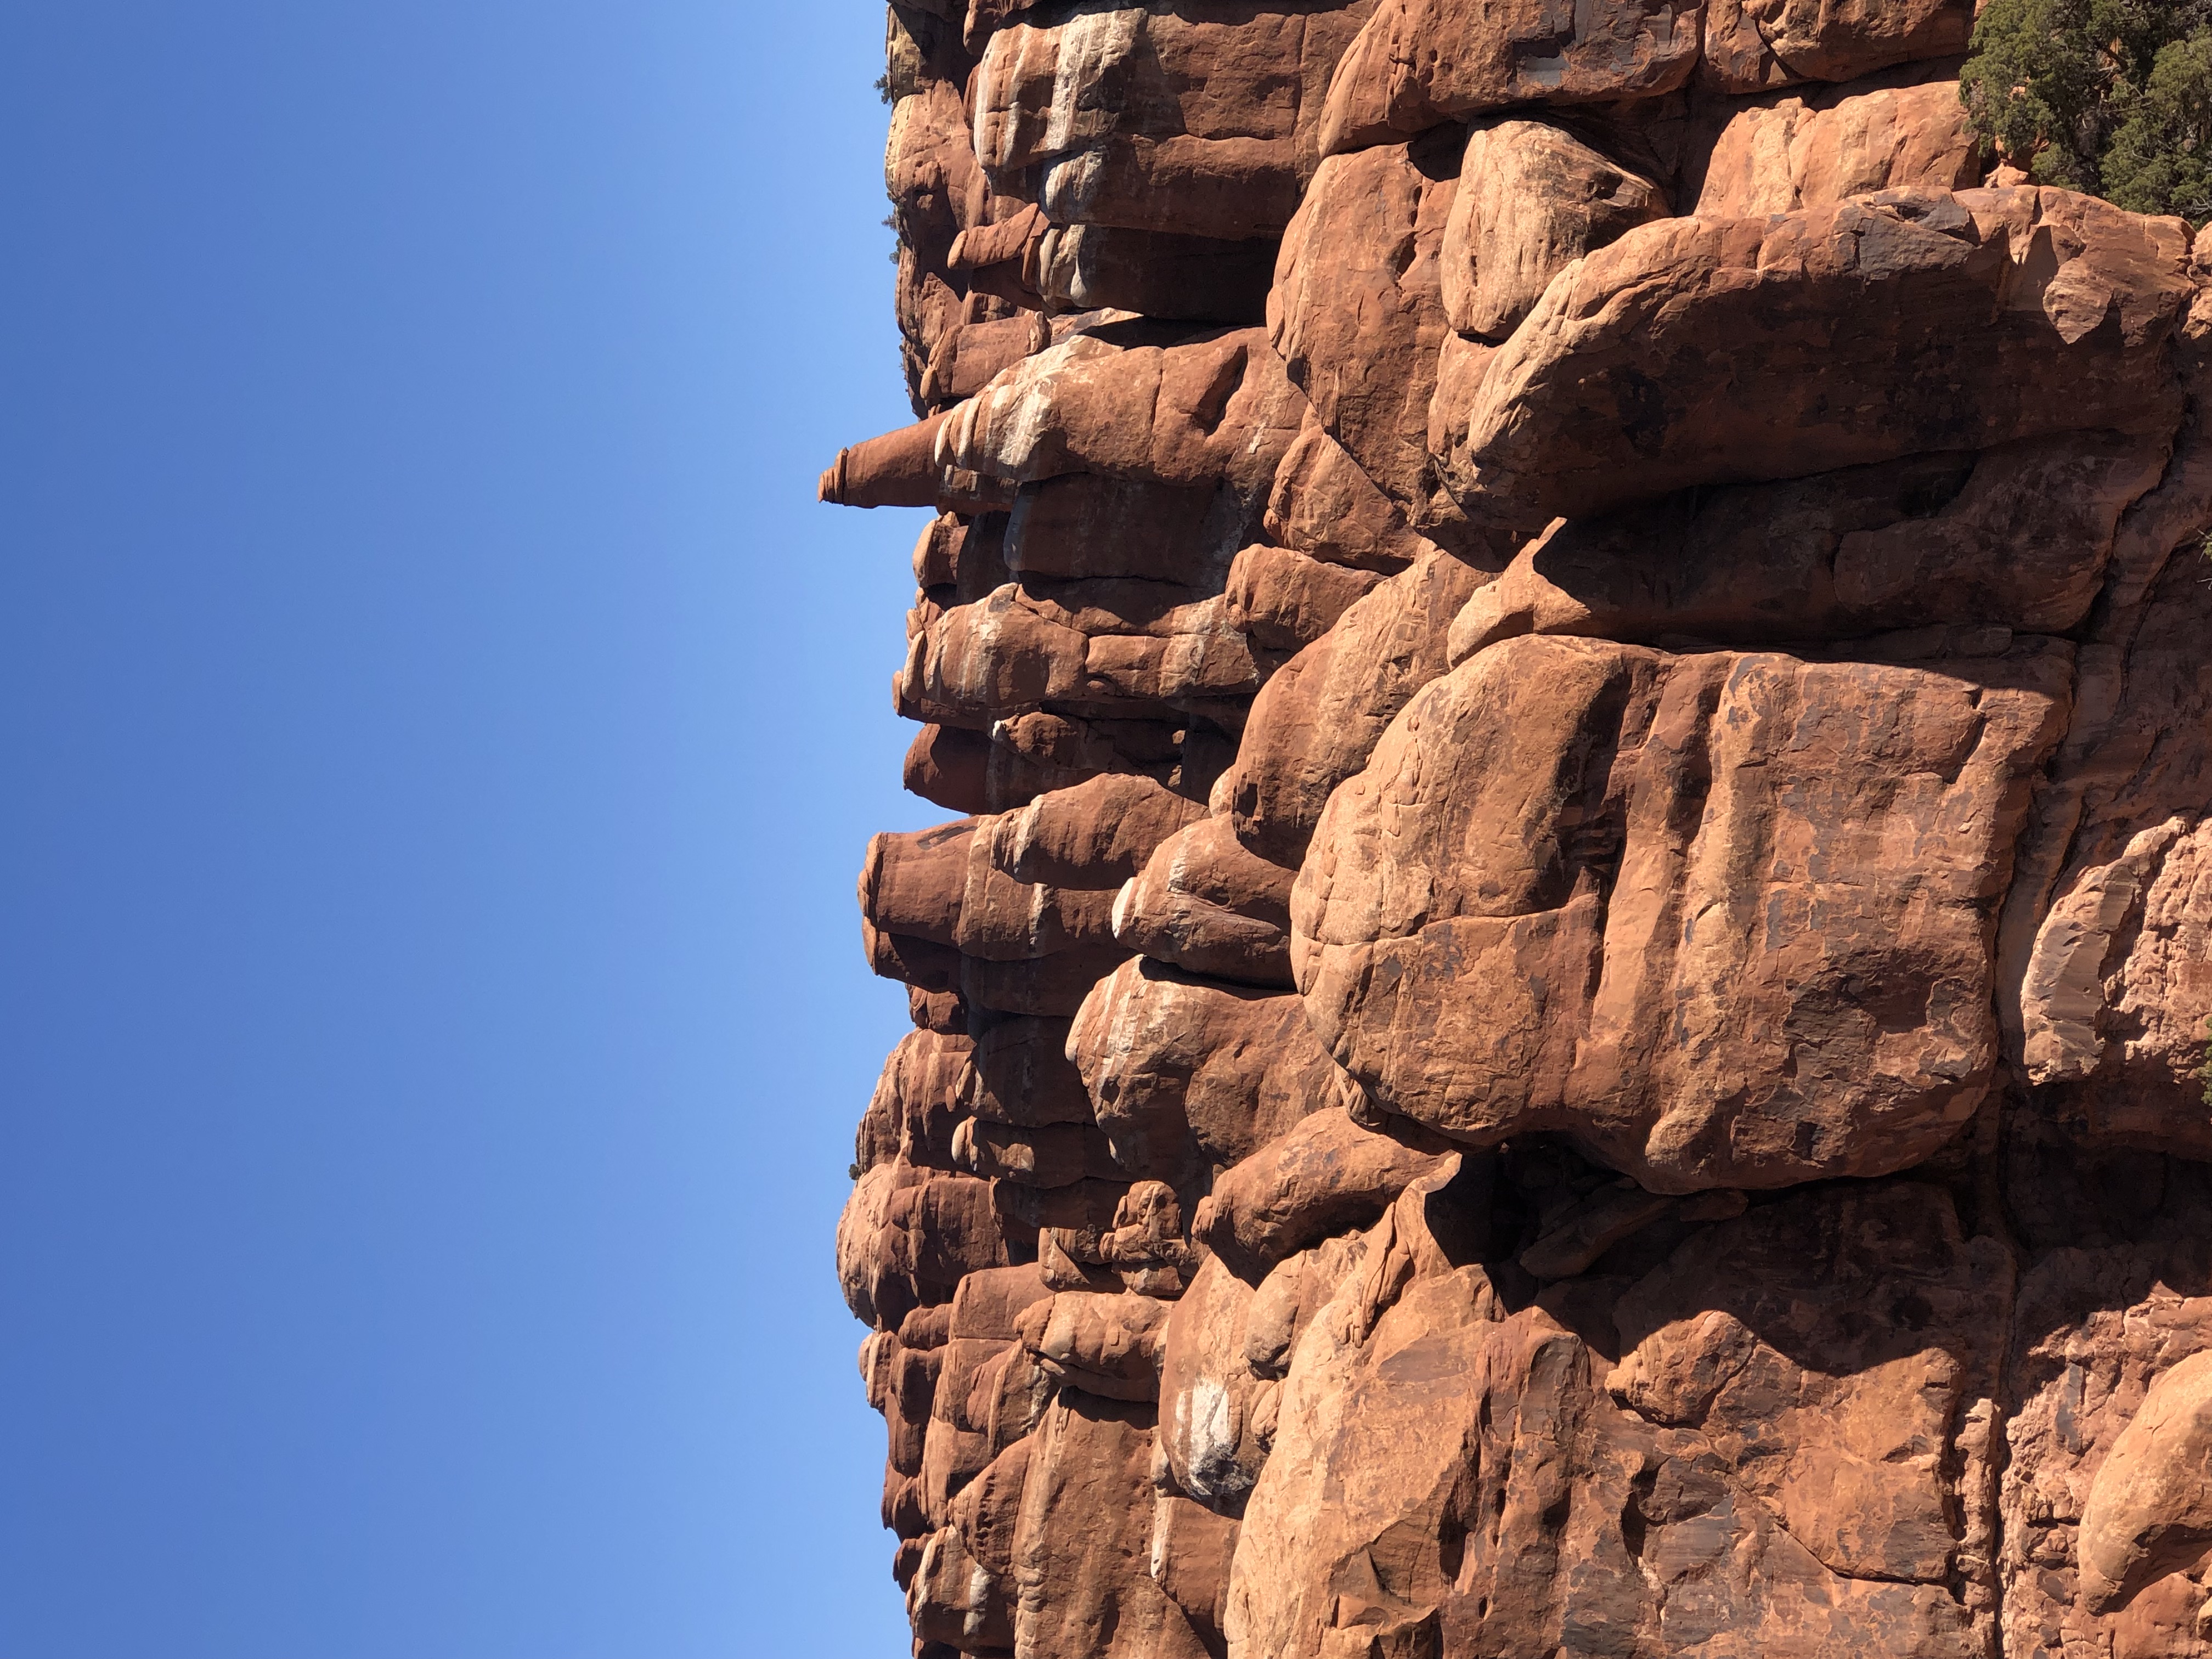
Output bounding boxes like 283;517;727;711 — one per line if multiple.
1962;0;2212;223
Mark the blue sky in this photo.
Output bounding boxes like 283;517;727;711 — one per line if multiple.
1;6;935;1655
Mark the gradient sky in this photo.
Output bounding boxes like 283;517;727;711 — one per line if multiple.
2;6;935;1656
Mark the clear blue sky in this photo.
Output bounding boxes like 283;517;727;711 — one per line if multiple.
1;7;936;1656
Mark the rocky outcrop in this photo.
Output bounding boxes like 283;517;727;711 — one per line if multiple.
828;8;2212;1655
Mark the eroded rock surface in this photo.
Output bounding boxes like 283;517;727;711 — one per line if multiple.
826;9;2212;1654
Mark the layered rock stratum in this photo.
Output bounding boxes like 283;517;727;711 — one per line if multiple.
824;5;2212;1655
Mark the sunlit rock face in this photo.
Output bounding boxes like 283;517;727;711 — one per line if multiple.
830;6;2212;1656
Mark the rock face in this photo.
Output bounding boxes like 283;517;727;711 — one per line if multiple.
828;9;2212;1657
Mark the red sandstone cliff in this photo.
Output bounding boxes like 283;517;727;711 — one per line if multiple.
826;5;2212;1656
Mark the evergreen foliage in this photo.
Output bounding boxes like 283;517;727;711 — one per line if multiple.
1962;0;2212;224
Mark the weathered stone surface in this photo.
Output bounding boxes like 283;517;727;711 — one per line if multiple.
861;1326;940;1547
1702;0;1972;94
938;326;1307;504
860;1028;975;1175
1011;1391;1212;1659
954;206;1280;323
973;2;1374;242
1150;1494;1240;1651
1017;1288;1171;1399
1157;1254;1274;1511
840;1159;1015;1331
1193;1105;1452;1280
1113;813;1297;987
1449;432;2171;659
1002;471;1245;585
1442;119;1669;343
988;772;1207;889
966;1014;1096;1127
956;1114;1125;1186
884;72;1013;406
1689;67;1982;218
1270;132;1458;523
2011;554;2212;1154
1261;416;1426;573
818;409;1018;514
1995;1187;2212;1658
1320;0;1703;155
898;580;1267;729
1295;631;2071;1190
902;720;1097;816
1440;188;2194;526
1069;955;1341;1186
1231;1180;2005;1659
910;1521;1014;1651
1224;543;1382;654
1610;1183;2012;1591
917;311;1050;411
1224;546;1489;866
2079;1350;2212;1612
862;815;1124;962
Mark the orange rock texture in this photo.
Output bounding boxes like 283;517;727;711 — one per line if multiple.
830;6;2212;1656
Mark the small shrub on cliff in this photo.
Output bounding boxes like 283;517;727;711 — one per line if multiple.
1962;0;2212;224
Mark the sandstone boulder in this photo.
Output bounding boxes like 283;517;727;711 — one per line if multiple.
1439;188;2194;527
973;2;1372;242
819;409;1019;514
1261;416;1427;573
1069;956;1342;1186
1448;431;2171;661
1193;1106;1453;1282
1017;1288;1172;1400
2079;1350;2212;1612
939;326;1308;500
1011;1391;1212;1659
1224;546;1490;866
1689;67;1982;218
917;311;1051;410
1441;119;1669;342
1111;813;1298;987
1223;543;1382;654
902;721;1097;816
862;816;1122;962
840;1159;1015;1330
1158;1255;1276;1517
1294;631;2071;1191
1269;133;1458;520
1702;0;1972;94
898;580;1268;731
988;772;1208;889
1319;0;1703;155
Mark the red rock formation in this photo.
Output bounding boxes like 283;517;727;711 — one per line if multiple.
828;7;2212;1654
